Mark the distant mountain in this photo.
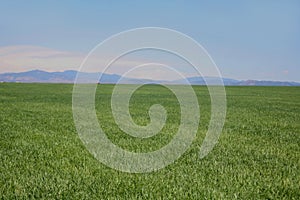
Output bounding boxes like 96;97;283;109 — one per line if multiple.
179;77;240;85
0;70;299;86
0;70;122;83
236;80;300;86
179;76;300;86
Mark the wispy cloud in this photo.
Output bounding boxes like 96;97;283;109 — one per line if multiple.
0;45;204;81
0;45;82;73
282;70;289;75
0;45;145;74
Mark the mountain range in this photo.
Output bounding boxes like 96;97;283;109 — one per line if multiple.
0;70;299;86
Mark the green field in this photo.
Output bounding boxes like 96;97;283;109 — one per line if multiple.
0;83;299;199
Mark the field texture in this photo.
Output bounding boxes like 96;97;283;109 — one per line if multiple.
0;83;299;199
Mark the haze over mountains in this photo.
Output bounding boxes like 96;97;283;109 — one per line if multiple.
0;70;299;86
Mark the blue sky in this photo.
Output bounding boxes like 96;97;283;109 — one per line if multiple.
0;0;299;81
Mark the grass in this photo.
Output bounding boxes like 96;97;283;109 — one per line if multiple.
0;83;299;199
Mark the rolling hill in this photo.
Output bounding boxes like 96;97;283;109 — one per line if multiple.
0;70;299;86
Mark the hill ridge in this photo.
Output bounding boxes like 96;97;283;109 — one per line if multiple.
0;70;299;86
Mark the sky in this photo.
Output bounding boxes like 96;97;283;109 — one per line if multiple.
0;0;299;81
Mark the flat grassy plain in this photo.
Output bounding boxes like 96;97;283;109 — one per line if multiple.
0;83;299;199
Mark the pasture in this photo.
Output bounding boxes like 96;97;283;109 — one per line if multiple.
0;83;299;199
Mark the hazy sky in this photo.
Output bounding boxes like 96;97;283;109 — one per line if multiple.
0;0;299;81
